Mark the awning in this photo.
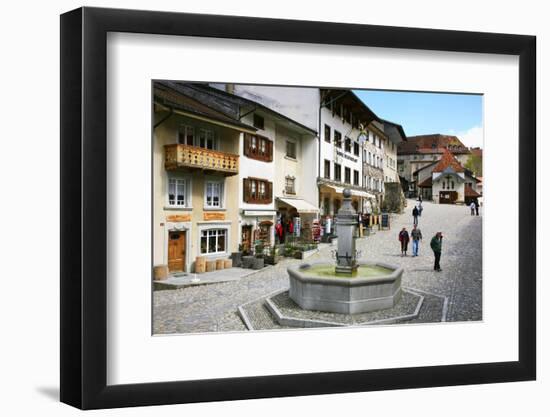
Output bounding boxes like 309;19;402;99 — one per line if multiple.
321;184;376;199
277;197;319;214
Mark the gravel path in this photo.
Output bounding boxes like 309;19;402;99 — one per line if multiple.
153;199;482;334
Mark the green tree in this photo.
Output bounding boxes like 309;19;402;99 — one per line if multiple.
465;154;482;176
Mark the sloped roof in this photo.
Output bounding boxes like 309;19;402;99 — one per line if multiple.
398;134;470;155
433;149;465;173
418;177;433;187
465;185;481;197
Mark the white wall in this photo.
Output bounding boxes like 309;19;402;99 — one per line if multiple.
320;107;363;184
1;1;547;417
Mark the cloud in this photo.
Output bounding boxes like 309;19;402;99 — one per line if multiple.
449;126;484;148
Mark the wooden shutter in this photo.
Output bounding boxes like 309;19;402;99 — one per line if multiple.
267;140;273;162
243;133;250;157
243;178;250;202
266;181;273;203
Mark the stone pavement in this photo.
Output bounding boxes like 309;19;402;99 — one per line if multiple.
153;199;482;334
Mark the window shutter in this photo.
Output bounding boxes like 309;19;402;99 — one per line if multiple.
266;181;273;203
267;140;273;162
243;178;250;202
243;133;250;157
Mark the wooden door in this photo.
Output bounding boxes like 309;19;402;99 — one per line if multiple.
168;231;186;272
241;225;252;253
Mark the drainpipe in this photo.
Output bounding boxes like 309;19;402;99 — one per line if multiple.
154;106;173;129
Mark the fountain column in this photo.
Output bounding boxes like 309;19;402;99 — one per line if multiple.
335;189;359;275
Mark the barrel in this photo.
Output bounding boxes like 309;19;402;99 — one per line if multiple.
153;265;168;281
216;259;225;270
206;260;217;272
195;256;206;274
224;259;233;269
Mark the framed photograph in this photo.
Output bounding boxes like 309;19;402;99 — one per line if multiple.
60;6;536;410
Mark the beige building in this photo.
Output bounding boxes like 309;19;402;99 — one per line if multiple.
153;82;319;274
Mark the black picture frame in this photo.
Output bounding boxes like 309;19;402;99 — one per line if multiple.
60;6;536;410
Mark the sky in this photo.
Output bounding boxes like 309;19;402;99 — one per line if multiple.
354;90;483;148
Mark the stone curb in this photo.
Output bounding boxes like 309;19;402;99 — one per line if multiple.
403;286;449;322
266;289;424;328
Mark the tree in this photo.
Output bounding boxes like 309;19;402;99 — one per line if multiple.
465;154;482;177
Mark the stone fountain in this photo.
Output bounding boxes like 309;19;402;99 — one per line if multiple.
287;189;403;314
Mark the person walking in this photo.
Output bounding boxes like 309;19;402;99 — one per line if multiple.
412;205;419;225
411;224;423;257
417;201;423;217
469;201;476;215
474;198;480;216
430;232;443;271
398;227;410;256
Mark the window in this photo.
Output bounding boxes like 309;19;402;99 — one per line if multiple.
253;114;264;130
286;140;297;159
168;178;188;207
334;131;342;148
353;170;359;186
198;128;216;149
324;124;331;143
365;130;370;142
285;176;296;194
344;167;351;184
200;229;227;254
334;163;342;182
244;133;273;162
368;152;372;165
243;178;272;204
205;180;223;208
344;137;352;153
324;159;331;179
353;141;360;156
378;136;381;148
177;124;194;145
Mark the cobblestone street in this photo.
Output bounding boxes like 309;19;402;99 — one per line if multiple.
153;199;482;334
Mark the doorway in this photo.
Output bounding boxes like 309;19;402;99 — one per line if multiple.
439;191;458;204
168;231;186;272
241;225;252;254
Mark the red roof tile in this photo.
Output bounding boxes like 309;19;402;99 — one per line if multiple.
432;149;465;173
398;134;470;155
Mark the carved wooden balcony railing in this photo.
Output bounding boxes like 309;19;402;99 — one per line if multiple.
164;144;239;176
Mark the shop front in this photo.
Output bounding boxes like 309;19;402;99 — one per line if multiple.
275;197;319;243
240;210;277;252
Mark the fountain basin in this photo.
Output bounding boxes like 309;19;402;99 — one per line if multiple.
288;261;403;314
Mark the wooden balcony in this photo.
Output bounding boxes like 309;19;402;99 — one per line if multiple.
164;144;239;176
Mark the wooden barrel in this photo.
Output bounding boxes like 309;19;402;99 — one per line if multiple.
216;259;225;270
206;260;217;272
224;259;232;269
153;265;168;281
195;256;206;274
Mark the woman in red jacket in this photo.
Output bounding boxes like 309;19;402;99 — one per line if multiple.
398;227;410;257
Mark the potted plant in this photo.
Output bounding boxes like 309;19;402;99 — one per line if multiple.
264;245;280;265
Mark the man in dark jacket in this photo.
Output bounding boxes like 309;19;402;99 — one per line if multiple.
430;232;443;271
412;206;419;226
